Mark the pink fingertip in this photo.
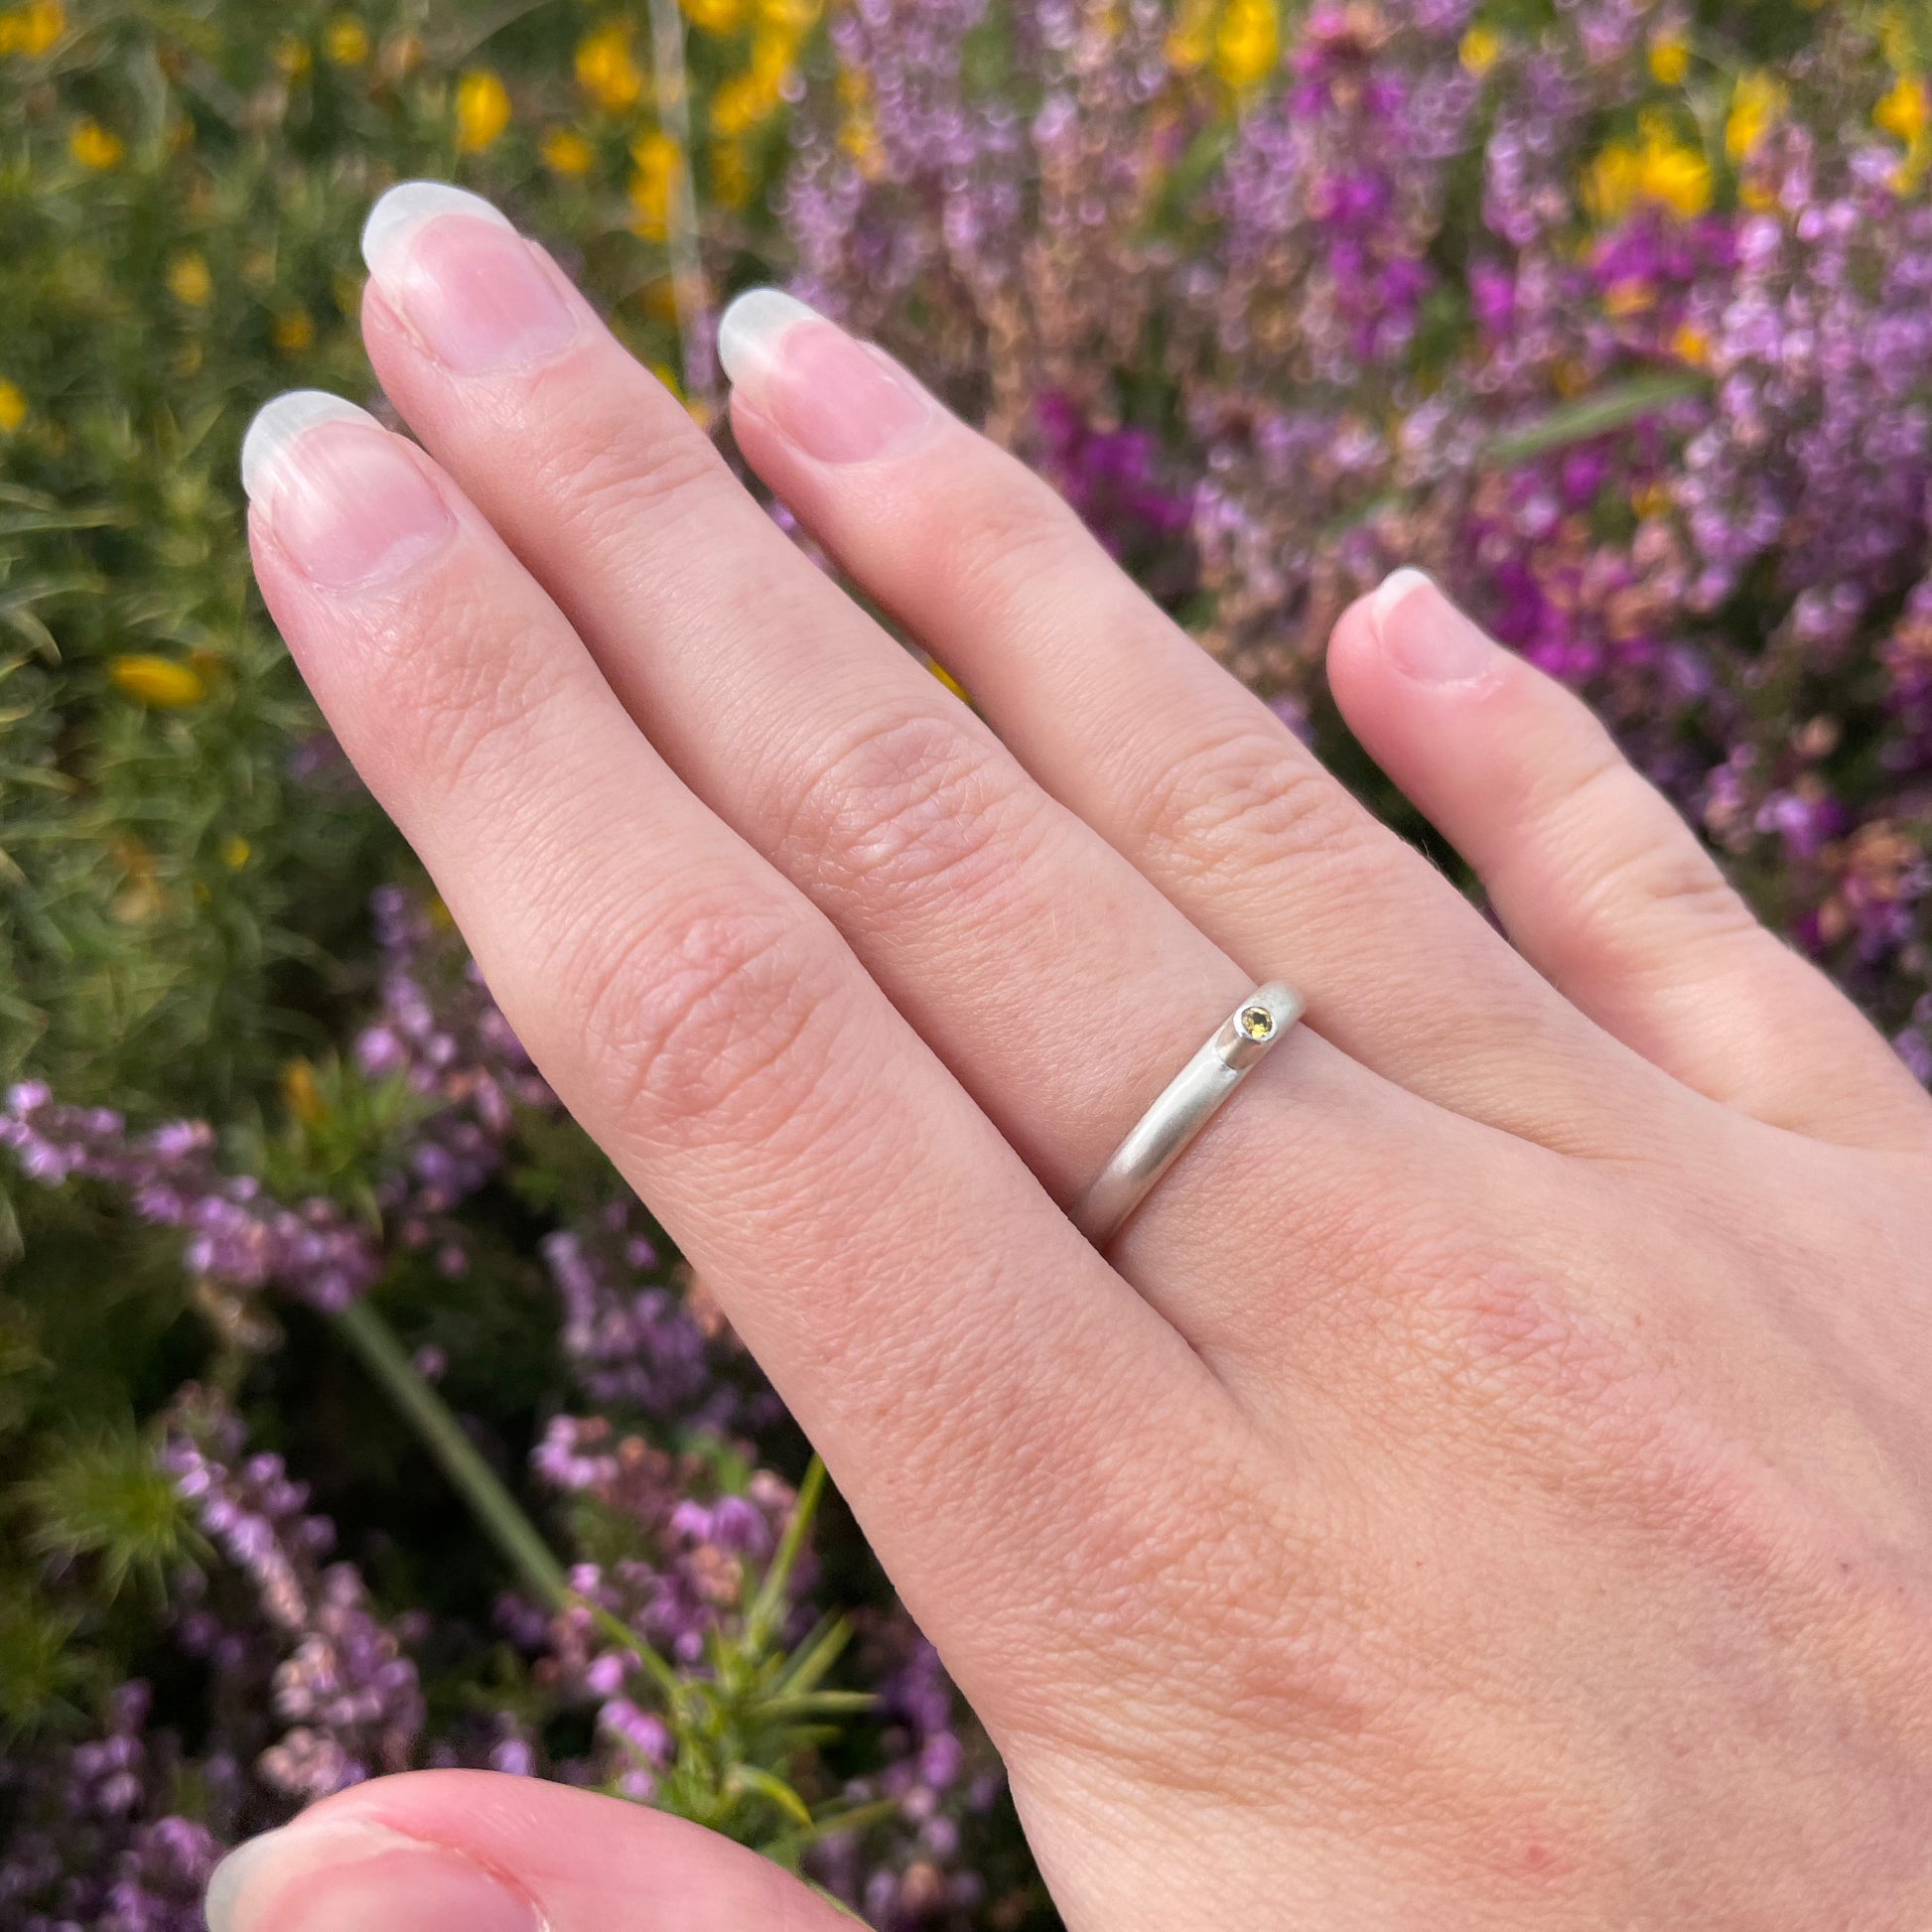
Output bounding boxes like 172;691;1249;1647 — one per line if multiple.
1369;567;1496;685
719;287;934;464
242;394;455;591
207;1820;541;1932
361;182;578;375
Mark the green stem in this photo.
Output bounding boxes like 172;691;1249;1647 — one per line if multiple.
747;1453;826;1649
332;1298;573;1612
646;0;713;416
1319;367;1713;542
1478;368;1708;466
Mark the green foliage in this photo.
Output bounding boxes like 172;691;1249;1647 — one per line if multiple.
0;1577;86;1731
0;0;765;1741
244;1053;429;1216
15;1420;196;1597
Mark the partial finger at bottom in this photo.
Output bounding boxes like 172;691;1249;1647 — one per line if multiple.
207;1772;848;1932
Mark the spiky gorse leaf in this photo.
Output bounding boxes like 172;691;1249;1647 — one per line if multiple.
17;1424;195;1598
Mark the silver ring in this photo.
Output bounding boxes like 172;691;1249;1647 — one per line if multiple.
1070;982;1304;1248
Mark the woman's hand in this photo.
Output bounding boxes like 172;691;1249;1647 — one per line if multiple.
212;181;1932;1929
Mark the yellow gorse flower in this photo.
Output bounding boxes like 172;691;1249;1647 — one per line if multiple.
1630;479;1671;519
705;0;817;135
1162;0;1276;85
0;0;63;56
167;252;213;307
110;655;207;708
273;34;312;77
1647;33;1689;86
220;834;251;871
1725;70;1786;165
1584;112;1711;223
1877;73;1928;145
69;118;125;169
1876;74;1931;191
1458;25;1501;75
1670;321;1711;366
576;22;642;113
684;0;748;34
1214;0;1278;90
1600;277;1654;318
627;129;684;239
710;73;766;135
456;69;511;152
758;0;821;34
281;1057;326;1125
541;127;598;177
838;72;883;173
0;379;26;432
272;310;315;352
325;16;369;66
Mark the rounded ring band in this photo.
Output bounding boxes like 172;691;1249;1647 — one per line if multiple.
1070;982;1304;1249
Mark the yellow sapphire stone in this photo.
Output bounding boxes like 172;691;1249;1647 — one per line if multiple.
1238;1004;1275;1040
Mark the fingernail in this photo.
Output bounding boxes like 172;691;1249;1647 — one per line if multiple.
242;390;455;590
361;181;578;374
207;1818;541;1932
1369;567;1495;684
718;287;934;464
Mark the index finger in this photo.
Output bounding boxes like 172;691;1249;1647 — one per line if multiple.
239;387;1221;1722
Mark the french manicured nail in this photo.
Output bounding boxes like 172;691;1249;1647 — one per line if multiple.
718;287;934;464
242;390;455;590
206;1818;541;1932
1369;566;1495;684
361;181;578;373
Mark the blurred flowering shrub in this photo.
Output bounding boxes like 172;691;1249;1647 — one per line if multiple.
3;0;1931;1924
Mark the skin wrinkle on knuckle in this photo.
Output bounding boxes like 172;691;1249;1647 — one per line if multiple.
349;579;579;808
547;888;842;1154
703;1071;971;1290
914;462;1098;633
1126;718;1366;886
794;1238;1096;1487
768;702;1046;915
1536;786;1755;977
1224;1180;1483;1381
517;367;731;568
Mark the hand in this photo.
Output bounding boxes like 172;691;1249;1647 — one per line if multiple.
212;181;1932;1929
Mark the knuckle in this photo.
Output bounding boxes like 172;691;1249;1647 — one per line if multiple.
1602;842;1746;931
921;470;1091;628
525;372;728;558
1550;765;1756;963
552;890;839;1149
368;585;566;801
772;704;1040;911
1131;720;1360;879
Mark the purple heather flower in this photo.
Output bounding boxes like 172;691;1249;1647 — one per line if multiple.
161;1390;425;1799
